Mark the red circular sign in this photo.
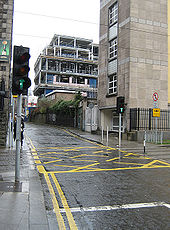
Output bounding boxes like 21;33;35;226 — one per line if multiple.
152;92;159;101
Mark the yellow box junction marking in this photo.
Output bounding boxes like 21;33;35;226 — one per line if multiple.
26;131;170;175
69;163;100;172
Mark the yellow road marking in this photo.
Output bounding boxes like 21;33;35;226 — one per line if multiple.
69;163;100;172
37;165;46;173
125;153;140;157
106;147;116;150
44;173;66;230
51;173;78;230
53;164;99;171
124;157;150;160
106;157;119;162
62;129;105;148
64;149;80;152
35;160;41;164
45;165;170;174
44;159;62;164
141;160;170;168
70;154;108;159
73;159;98;162
113;162;145;166
53;164;81;168
39;156;60;159
33;156;39;160
70;154;88;159
93;150;104;153
26;135;67;229
40;152;68;155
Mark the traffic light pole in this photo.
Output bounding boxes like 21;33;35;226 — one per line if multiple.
119;113;121;148
118;113;122;159
15;94;22;182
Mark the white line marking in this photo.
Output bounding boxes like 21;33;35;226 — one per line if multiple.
163;203;170;209
59;202;170;213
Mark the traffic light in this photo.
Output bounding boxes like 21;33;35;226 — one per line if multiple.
12;46;31;95
117;96;125;114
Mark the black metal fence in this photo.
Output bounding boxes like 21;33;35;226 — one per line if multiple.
46;111;75;127
130;108;170;131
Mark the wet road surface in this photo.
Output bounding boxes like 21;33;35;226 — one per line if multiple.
25;123;170;230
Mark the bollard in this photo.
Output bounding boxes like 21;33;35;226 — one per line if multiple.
144;130;146;154
101;126;104;143
106;126;109;146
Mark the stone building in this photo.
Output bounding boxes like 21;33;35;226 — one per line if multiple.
0;0;14;146
98;0;168;132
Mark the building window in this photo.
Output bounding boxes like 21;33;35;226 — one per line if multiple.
108;73;117;94
77;77;85;84
109;2;118;26
55;75;60;82
109;38;117;59
60;76;69;83
72;77;77;84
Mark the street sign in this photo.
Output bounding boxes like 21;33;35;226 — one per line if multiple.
152;92;159;101
153;108;160;117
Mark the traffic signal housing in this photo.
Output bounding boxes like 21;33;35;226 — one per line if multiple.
12;46;31;95
117;96;125;114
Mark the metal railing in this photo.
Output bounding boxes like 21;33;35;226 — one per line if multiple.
130;108;170;131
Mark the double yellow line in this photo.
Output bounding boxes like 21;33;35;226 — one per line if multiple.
26;135;78;230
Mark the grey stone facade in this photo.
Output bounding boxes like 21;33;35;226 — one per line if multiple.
0;0;14;146
98;0;168;131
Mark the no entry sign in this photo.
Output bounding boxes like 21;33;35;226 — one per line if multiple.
152;92;159;101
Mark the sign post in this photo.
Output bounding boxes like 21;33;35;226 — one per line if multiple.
152;92;159;143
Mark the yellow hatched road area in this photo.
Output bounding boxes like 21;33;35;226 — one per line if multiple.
26;129;170;229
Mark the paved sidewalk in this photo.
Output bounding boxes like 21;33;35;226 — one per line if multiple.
0;140;50;230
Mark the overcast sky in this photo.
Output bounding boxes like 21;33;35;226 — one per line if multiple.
12;0;100;90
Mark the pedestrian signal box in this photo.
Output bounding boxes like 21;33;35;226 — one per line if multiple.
117;96;125;114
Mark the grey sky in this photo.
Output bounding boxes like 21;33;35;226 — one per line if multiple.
12;0;100;89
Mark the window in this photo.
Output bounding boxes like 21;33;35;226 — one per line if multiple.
108;73;117;94
72;77;77;84
77;77;85;84
41;58;46;70
109;38;117;59
47;74;53;84
60;76;69;83
54;75;60;82
109;2;118;26
48;60;56;71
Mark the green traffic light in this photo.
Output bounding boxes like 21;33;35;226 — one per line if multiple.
19;79;25;90
120;108;124;113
